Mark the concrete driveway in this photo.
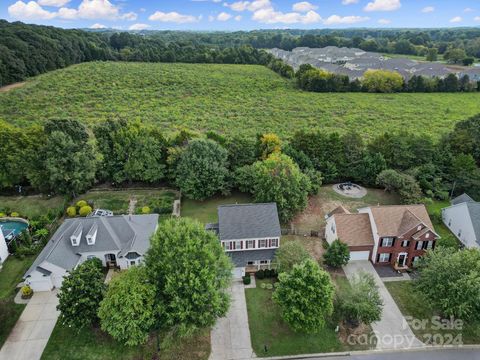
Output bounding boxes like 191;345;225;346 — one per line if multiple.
343;261;424;350
210;280;255;360
0;290;59;360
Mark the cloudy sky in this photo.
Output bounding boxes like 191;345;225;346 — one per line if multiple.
2;0;480;30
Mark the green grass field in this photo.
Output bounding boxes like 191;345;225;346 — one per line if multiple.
1;62;479;138
0;195;66;219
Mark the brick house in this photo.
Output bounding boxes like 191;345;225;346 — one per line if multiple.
325;204;439;269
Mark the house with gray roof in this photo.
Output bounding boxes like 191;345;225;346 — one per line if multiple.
24;214;158;291
207;203;281;278
442;193;480;249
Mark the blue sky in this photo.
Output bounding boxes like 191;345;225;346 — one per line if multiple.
2;0;480;30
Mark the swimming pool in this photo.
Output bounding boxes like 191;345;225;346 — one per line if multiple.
0;220;29;241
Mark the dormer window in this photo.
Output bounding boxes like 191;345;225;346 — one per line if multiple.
417;225;422;231
86;224;98;245
70;223;82;247
425;233;430;239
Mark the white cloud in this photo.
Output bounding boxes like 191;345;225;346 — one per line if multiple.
464;8;474;13
364;0;401;12
342;0;358;4
8;1;56;20
323;14;369;25
449;16;462;23
234;15;242;20
149;11;199;23
217;11;232;21
121;11;137;21
129;23;150;30
57;6;77;19
90;23;106;28
38;0;69;7
378;18;391;24
475;16;480;22
225;0;271;12
292;1;317;12
252;8;321;24
76;0;120;20
421;6;434;13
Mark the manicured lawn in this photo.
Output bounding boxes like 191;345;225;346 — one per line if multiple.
181;192;252;224
2;62;480;139
246;279;343;357
385;281;480;345
75;189;179;215
42;324;210;360
0;195;66;219
0;255;36;347
425;199;459;243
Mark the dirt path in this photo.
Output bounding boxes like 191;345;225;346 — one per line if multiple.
0;82;26;93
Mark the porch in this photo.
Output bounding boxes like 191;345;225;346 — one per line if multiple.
245;263;275;274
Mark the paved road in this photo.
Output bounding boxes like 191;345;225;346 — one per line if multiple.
343;261;423;350
0;290;59;360
209;280;256;360
304;348;480;360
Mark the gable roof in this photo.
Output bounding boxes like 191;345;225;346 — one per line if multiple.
451;193;475;206
218;203;281;241
327;206;350;218
466;202;480;245
368;205;434;237
24;214;158;278
334;213;374;247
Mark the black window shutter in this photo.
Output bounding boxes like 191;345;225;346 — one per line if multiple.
391;238;396;247
380;238;384;247
388;253;392;262
376;254;380;262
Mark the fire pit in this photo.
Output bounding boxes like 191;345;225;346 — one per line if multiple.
332;182;367;198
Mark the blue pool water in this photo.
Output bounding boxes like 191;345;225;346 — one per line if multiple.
0;220;29;241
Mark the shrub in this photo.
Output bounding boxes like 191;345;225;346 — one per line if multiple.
265;283;273;290
260;282;266;289
79;205;93;217
324;240;350;268
66;206;77;217
10;212;20;217
141;206;150;214
264;269;271;278
21;285;33;299
242;275;251;285
0;212;5;217
256;269;265;279
76;200;88;208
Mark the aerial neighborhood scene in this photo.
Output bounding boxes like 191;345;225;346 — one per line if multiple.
2;0;480;360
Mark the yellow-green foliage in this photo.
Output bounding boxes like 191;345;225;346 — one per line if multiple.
21;285;33;297
10;212;19;217
362;69;404;93
76;200;87;208
260;133;281;159
79;205;92;217
141;206;150;214
0;212;5;217
66;206;77;217
1;62;480;138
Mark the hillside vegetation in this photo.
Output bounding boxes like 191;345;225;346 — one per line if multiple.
1;61;480;137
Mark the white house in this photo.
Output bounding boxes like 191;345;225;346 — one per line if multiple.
0;230;9;268
24;214;158;291
442;193;480;249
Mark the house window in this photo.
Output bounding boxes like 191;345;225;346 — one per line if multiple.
416;241;423;250
382;238;394;247
401;240;410;247
271;238;279;247
331;224;336;234
235;241;242;250
247;261;256;265
246;240;255;249
71;239;78;246
130;260;136;266
412;256;420;266
379;253;390;262
258;239;267;248
417;225;422;231
426;241;433;250
425;233;430;239
259;260;269;265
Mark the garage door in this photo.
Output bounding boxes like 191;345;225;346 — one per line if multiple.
349;251;370;261
232;267;245;279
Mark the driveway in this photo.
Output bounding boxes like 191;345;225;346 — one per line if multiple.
209;280;255;360
0;290;59;360
343;261;424;350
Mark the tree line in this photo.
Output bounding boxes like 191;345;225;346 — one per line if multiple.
0;20;273;87
2;114;479;221
271;62;480;93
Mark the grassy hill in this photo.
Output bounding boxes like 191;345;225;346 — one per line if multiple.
1;61;479;138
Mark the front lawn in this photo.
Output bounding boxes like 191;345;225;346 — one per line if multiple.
181;192;252;224
385;281;480;345
0;195;66;219
42;324;210;360
0;255;36;346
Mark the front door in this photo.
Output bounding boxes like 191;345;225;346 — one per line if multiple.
398;254;407;267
